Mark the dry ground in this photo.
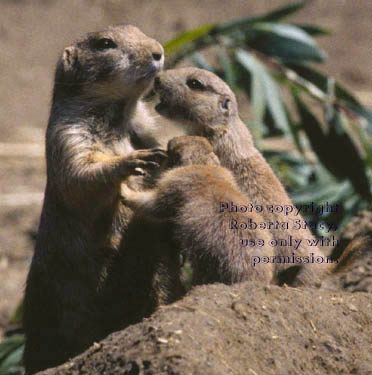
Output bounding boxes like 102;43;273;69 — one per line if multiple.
38;282;372;375
1;0;372;338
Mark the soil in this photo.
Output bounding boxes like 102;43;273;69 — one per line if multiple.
1;0;372;372
32;212;372;375
37;281;372;375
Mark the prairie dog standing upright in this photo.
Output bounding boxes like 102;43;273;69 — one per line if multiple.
122;136;275;286
153;68;329;287
23;25;167;375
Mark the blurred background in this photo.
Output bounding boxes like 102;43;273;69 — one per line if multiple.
1;0;372;339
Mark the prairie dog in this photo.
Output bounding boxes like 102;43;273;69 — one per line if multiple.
23;25;166;375
122;136;275;286
153;67;330;287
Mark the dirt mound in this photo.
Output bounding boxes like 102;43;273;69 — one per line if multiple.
34;212;372;375
37;281;372;375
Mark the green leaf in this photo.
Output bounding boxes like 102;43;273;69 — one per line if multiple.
286;63;361;106
246;23;326;63
285;168;310;188
258;1;306;22
254;23;316;45
263;108;285;136
211;2;306;35
266;155;308;190
295;95;371;199
293;90;325;142
293;91;333;167
190;52;214;72
347;104;372;136
213;16;256;35
216;49;237;90
236;49;290;134
293;91;369;199
164;24;216;56
233;61;276;137
0;336;24;363
164;2;323;67
8;301;23;326
358;127;372;167
291;180;351;206
0;344;24;375
284;104;304;154
329;107;347;136
265;150;312;190
250;62;266;126
263;150;305;165
327;108;371;199
293;24;331;36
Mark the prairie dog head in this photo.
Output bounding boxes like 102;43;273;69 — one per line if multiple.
167;136;220;167
55;25;164;101
154;68;238;137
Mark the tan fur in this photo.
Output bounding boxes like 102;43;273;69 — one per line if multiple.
23;25;175;375
122;136;275;285
154;68;332;287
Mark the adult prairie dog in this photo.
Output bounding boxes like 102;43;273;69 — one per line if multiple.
122;136;275;286
154;67;330;287
23;25;167;375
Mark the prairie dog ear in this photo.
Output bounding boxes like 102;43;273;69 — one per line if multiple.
62;46;78;71
219;96;231;116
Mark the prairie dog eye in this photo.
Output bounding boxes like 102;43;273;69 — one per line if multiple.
90;38;117;51
186;79;205;91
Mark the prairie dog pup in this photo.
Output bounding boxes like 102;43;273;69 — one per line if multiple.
154;68;329;287
122;136;275;285
23;25;166;375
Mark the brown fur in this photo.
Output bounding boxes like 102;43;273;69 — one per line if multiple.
121;136;275;286
154;67;332;287
23;25;173;375
330;235;371;274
